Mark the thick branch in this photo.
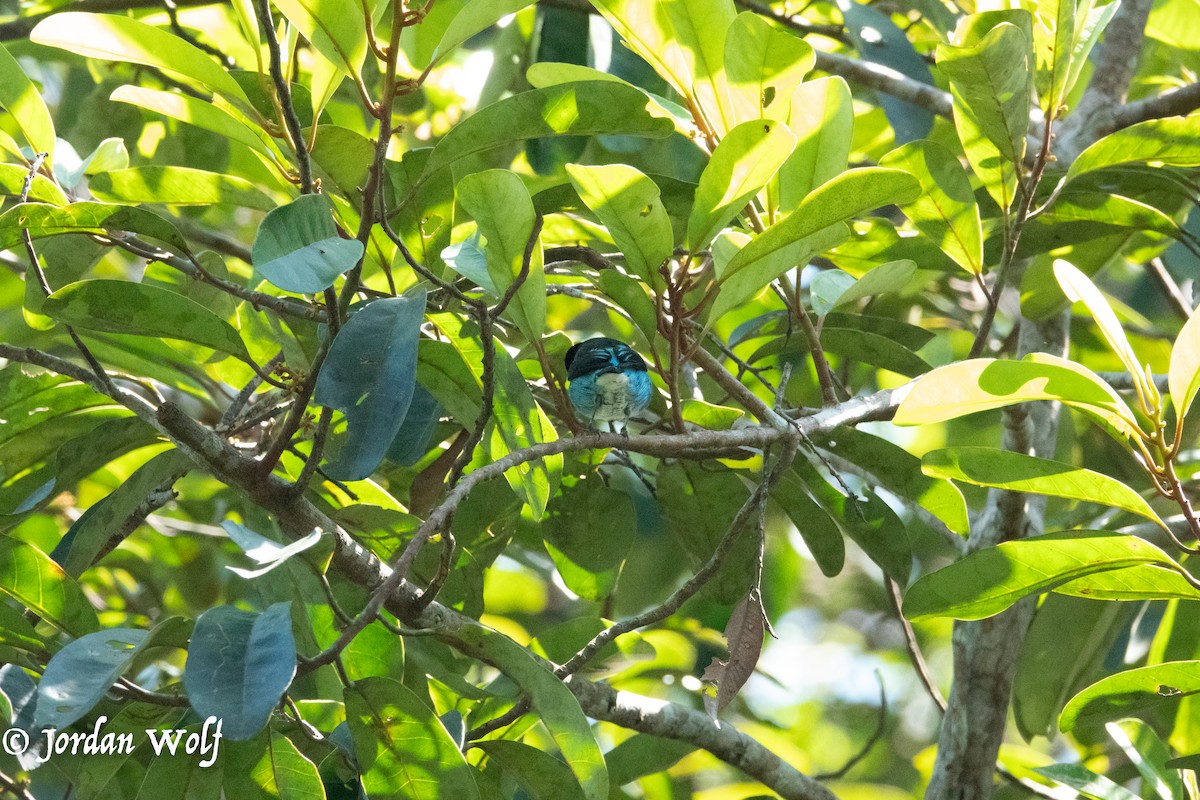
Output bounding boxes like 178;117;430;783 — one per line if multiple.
1114;82;1200;129
0;0;219;40
925;313;1069;800
1055;0;1156;161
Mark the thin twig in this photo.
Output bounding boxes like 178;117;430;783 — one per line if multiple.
253;0;312;193
886;578;946;711
813;674;888;780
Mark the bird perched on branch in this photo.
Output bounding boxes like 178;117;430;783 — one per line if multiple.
565;337;652;432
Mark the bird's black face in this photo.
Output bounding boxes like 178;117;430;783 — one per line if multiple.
565;337;648;380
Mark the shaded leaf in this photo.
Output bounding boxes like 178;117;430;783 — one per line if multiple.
345;676;480;800
476;740;584;800
90;166;276;210
1068;114;1200;182
42;279;252;363
183;603;297;741
35;628;149;730
0;201;191;254
252;194;365;294
315;289;427;481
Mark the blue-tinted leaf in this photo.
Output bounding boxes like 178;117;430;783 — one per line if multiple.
252;194;365;293
183;603;296;741
315;289;428;481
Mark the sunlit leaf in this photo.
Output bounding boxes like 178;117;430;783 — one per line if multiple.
724;12;813;125
881;140;983;274
31;13;249;105
566;163;672;286
90;166;277;210
0;537;99;636
903;531;1184;621
456;169;545;339
0;42;55;162
922;447;1164;526
777;77;853;213
1168;302;1200;423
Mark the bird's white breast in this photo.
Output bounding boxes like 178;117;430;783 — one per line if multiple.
592;372;631;421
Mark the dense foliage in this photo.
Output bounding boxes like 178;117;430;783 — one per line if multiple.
1;0;1200;798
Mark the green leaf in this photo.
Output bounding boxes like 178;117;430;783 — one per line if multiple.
681;399;745;430
0;43;55;162
42;279;253;364
1053;563;1200;602
1106;719;1184;800
1054;260;1154;403
453;625;607;800
417;338;482;427
456;170;545;339
35;628;149;731
0;164;67;205
771;467;845;577
922;447;1165;526
659;462;756;602
0;201;192;254
1034;764;1140;800
1169;301;1200;423
429;0;537;66
110;85;278;159
605;734;695;788
272;0;367;78
1068;114;1200;183
488;346;561;519
183;603;297;741
1060;1;1120;115
89;166;277;211
1015;595;1132;740
777;77;853;213
0;602;43;655
223;729;326;800
793;455;913;580
687;119;797;251
0;537;99;636
413;82;674;190
1060;661;1200;733
821;326;931;377
315;289;427;482
51;450;192;577
711;167;919;322
832;260;919;309
936;21;1031;164
565;163;672;286
595;271;658;345
476;740;585;800
31;13;249;106
252;194;365;294
903;531;1184;621
724;11;813;125
543;479;636;600
810;427;968;536
881;140;983;274
345;676;480;800
893;352;1142;444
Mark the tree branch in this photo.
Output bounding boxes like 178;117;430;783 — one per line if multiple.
1113;82;1200;130
0;0;220;41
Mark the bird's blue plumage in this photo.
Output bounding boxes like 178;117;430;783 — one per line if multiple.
565;338;652;428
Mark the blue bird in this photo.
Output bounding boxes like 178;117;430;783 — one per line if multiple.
565;337;653;431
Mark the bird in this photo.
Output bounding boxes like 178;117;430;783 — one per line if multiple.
565;337;653;432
